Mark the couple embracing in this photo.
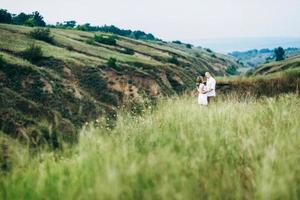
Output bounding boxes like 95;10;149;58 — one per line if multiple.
197;72;216;106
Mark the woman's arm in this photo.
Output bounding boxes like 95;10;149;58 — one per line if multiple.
197;85;201;93
199;84;205;94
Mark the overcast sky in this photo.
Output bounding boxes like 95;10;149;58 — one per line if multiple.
1;0;300;42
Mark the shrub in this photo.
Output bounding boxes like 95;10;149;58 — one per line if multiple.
169;55;179;65
123;48;134;55
205;48;213;53
172;40;182;44
0;54;4;65
66;45;74;51
86;38;95;45
30;28;53;43
225;66;237;75
94;35;116;46
24;18;35;27
186;44;193;49
22;44;43;62
107;57;122;71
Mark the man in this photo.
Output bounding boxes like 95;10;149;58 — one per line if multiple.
204;72;216;104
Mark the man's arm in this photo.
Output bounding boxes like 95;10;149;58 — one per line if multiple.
204;79;216;94
203;81;212;94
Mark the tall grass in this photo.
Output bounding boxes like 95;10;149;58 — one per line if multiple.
1;94;300;199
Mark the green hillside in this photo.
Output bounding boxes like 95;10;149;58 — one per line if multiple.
0;23;240;145
253;53;300;75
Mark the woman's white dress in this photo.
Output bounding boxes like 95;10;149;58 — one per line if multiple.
198;83;208;105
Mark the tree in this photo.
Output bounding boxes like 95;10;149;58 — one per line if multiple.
11;11;46;27
172;40;182;44
32;11;46;27
0;9;12;24
94;35;117;46
133;30;146;39
63;20;76;28
186;44;193;49
24;18;35;27
12;12;31;25
76;23;92;31
169;55;179;65
274;47;285;61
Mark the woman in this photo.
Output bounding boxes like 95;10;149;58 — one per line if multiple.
196;76;208;106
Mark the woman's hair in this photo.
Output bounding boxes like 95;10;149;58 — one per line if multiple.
196;76;204;84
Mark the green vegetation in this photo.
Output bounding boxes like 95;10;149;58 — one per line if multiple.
21;43;44;62
0;9;46;27
107;57;121;71
0;9;12;24
123;47;135;55
76;24;158;41
0;54;4;65
230;47;300;68
225;65;237;75
0;23;241;147
29;28;53;43
186;44;192;49
254;53;300;75
274;46;285;61
0;93;299;199
1;8;158;42
205;48;213;53
169;55;179;65
217;68;300;98
172;40;182;44
94;34;117;45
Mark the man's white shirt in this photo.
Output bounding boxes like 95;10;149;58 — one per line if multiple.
206;77;216;97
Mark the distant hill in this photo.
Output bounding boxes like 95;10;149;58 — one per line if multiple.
229;47;300;67
188;37;300;53
0;24;241;144
253;53;300;75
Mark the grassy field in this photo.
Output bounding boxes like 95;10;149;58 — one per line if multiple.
1;93;300;200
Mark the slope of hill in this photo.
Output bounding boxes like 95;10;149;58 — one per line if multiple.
0;23;241;145
253;53;300;75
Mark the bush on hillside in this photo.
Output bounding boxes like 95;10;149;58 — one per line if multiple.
30;28;53;43
169;55;179;65
225;66;237;75
186;44;193;49
94;35;117;46
86;38;95;45
205;48;213;53
172;40;182;44
22;44;43;62
107;57;122;71
0;54;4;66
123;48;135;55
